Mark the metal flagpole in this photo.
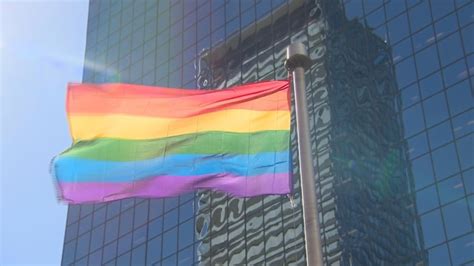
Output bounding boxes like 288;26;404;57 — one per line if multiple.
285;43;324;266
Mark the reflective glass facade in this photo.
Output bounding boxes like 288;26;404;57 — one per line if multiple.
62;0;473;265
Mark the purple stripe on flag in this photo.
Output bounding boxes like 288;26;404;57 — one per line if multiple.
58;173;291;204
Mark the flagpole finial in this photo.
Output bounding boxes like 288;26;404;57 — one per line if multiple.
285;43;312;71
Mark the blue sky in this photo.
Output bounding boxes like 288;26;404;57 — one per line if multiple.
1;1;88;264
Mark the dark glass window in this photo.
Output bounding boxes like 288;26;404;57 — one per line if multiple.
118;233;133;256
163;228;178;257
133;225;148;247
366;7;385;28
119;208;134;237
434;13;458;37
419;71;443;99
456;134;473;170
106;201;120;219
90;224;105;252
179;199;194;222
452;110;473;139
103;240;118;263
402;103;425;137
446;80;473;116
147;237;162;264
178;245;194;265
178;219;194;249
396;57;417;88
409;1;431;32
428;120;453;149
62;240;76;265
438;32;463;66
93;207;106;226
116;251;131;265
407;132;429;159
438;175;465;204
428;244;450;266
432;143;460;179
163;254;177;265
164;208;179;230
76;233;91;260
442;59;467;87
420;209;446;248
449;233;474;266
416;185;439;213
105;217;119;244
79;214;92;235
388;14;409;44
344;0;363;20
150;200;164;219
134;201;149;229
412;25;435;52
423;92;449;127
67;205;81;224
131;244;147;265
443;199;471;239
411;154;435;190
149;217;163;238
88;249;102;265
415;45;440;78
64;222;78;242
393;38;413;64
430;0;455;21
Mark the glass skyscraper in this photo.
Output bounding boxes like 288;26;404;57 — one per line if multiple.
62;0;473;265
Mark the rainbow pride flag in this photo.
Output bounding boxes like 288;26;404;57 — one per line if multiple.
52;80;292;204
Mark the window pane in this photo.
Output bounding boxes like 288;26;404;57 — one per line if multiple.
134;201;149;229
116;251;131;266
409;1;431;32
434;13;458;37
131;244;146;265
133;225;147;247
103;240;118;264
149;217;163;238
118;233;132;256
419;71;443;99
428;244;450;266
438;175;465;204
411;154;435;190
456;134;474;170
443;199;471;239
396;57;417;88
412;26;435;52
423;92;449;128
407;132;429;159
443;59;467;87
431;0;454;21
420;209;446;248
179;219;194;249
415;45;440;78
401;83;420;109
105;217;119;243
449;233;474;266
453;110;474;138
416;185;439;213
438;32;463;66
90;224;105;252
178;245;194;265
147;237;162;264
402;103;425;137
446;80;473;116
432;143;460;179
119;209;134;236
428;120;453;149
388;14;409;43
163;228;178;257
